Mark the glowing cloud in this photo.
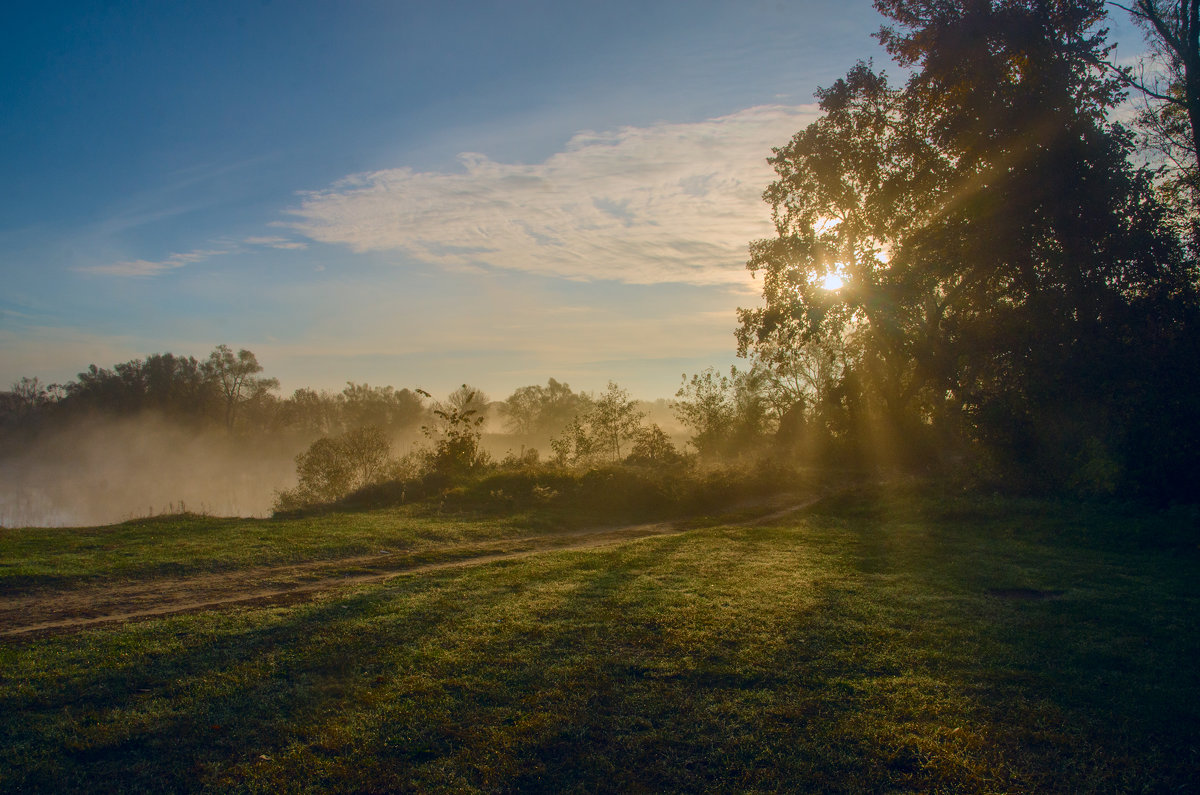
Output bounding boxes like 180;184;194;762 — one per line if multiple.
287;105;819;285
244;236;308;250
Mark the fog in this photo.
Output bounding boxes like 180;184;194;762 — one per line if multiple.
0;390;692;528
0;415;301;528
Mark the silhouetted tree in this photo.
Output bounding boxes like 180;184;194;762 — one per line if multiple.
203;345;279;430
1104;1;1200;201
740;0;1200;493
590;382;644;462
340;382;425;433
675;365;790;459
57;353;217;421
674;368;736;458
550;415;600;468
9;377;55;413
549;382;645;466
140;353;214;417
275;425;397;510
503;378;589;437
278;388;342;437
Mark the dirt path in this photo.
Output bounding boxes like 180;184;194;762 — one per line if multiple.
0;500;820;638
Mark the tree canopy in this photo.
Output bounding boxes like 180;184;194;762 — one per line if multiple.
738;0;1200;496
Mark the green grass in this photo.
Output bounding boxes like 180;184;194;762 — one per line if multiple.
1;488;1197;792
0;509;545;592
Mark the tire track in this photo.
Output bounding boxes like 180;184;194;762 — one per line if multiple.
0;499;820;637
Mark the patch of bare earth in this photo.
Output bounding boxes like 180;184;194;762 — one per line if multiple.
0;499;817;638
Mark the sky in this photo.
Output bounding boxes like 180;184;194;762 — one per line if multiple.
0;0;1152;400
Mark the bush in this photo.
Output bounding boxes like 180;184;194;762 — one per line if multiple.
274;425;401;512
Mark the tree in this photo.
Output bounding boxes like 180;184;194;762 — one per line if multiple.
589;381;645;462
549;381;646;466
9;377;54;413
443;383;490;416
739;0;1198;491
62;364;131;414
203;345;279;430
674;368;736;457
140;353;213;417
550;415;600;467
503;378;589;437
676;364;803;459
58;353;217;421
625;423;683;466
737;61;949;463
1108;0;1200;202
275;425;397;510
279;388;342;437
340;382;425;433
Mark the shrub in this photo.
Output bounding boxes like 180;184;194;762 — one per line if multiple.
274;425;400;512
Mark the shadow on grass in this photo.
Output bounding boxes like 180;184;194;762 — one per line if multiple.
2;491;1197;792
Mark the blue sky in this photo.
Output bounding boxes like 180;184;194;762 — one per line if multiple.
0;0;1150;400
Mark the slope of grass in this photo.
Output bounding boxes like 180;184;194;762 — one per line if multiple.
0;464;817;593
0;509;541;592
1;487;1197;792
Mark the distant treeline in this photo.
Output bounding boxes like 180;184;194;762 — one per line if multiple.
0;344;834;514
0;350;547;443
0;344;841;465
0;352;670;452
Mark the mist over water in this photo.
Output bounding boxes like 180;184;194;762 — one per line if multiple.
0;394;689;528
0;415;300;528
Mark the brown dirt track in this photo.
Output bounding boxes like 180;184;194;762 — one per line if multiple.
0;501;818;638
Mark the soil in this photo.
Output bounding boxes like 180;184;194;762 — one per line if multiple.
0;499;819;638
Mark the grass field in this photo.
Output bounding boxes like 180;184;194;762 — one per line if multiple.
1;486;1197;792
0;509;543;592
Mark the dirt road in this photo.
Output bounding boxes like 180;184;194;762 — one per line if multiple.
0;500;818;638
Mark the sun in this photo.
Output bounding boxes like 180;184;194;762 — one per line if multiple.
820;271;845;290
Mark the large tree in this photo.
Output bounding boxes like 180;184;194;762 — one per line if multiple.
739;0;1198;493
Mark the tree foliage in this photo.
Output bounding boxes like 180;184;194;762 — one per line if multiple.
738;0;1200;495
550;381;648;466
275;425;398;511
340;382;425;434
674;366;777;458
203;345;280;430
588;381;645;462
503;378;590;437
419;385;490;475
625;423;684;466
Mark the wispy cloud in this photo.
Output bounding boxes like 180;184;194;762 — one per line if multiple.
287;105;818;285
244;235;308;250
75;234;307;278
75;248;228;277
